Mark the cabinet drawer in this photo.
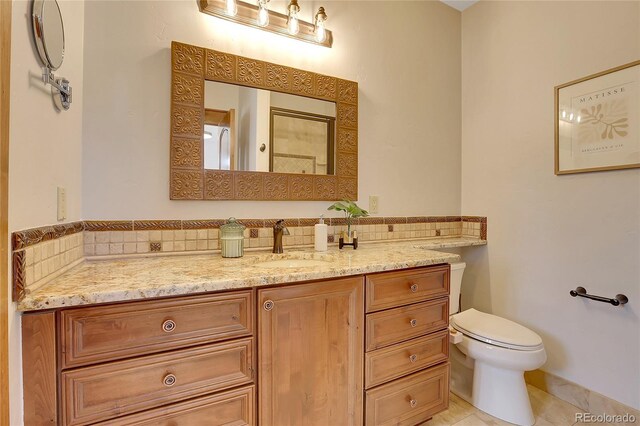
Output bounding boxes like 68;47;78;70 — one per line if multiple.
366;265;449;313
62;338;254;425
60;291;253;368
365;363;449;426
366;297;448;351
98;385;255;426
365;330;448;388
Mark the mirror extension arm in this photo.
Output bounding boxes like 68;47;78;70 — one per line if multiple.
42;67;72;110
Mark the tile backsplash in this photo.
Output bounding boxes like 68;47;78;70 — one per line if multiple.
11;216;487;301
81;216;484;256
13;232;84;300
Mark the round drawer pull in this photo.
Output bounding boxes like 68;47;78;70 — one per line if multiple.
162;319;176;333
163;373;177;387
410;284;418;293
410;399;418;408
263;300;274;311
409;354;418;363
410;319;418;327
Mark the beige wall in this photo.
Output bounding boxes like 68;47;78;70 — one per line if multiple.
8;0;461;423
461;1;639;409
13;0;638;420
8;0;85;423
81;0;462;218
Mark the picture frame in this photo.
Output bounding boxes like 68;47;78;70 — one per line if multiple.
555;60;640;175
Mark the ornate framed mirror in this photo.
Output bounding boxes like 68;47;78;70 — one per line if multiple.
170;41;358;200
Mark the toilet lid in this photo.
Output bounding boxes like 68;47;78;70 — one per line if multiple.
451;308;544;351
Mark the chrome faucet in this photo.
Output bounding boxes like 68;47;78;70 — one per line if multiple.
272;219;290;254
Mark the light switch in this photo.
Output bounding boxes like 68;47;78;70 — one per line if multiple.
57;187;67;221
369;195;379;214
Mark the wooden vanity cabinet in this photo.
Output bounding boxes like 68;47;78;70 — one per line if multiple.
23;290;256;426
22;264;451;426
364;265;451;425
258;276;365;426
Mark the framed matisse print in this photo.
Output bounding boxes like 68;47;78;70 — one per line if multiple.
555;60;640;175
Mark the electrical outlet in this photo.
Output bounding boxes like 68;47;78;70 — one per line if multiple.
57;187;67;221
369;195;379;214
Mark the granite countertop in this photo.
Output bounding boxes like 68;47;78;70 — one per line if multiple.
18;237;485;312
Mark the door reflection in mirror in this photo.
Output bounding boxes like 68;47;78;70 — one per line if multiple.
204;80;336;175
204;109;235;170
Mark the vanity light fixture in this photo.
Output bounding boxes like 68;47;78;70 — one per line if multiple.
287;0;300;35
314;7;327;43
198;0;333;47
257;0;269;26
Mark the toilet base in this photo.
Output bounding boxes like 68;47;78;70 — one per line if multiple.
472;361;535;426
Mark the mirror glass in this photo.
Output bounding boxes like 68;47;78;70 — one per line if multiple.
204;80;336;175
33;0;65;70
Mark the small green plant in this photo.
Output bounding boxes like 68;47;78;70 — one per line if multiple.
327;200;369;236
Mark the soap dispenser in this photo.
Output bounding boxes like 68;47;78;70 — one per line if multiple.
314;215;328;252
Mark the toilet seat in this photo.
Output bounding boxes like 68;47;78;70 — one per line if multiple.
451;308;544;351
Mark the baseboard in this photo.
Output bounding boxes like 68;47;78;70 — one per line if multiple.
525;370;639;418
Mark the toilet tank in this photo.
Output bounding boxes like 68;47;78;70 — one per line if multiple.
449;262;466;314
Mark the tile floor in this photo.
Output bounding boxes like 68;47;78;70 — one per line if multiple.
429;385;591;425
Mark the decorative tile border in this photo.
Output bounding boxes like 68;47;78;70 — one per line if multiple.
12;250;25;301
12;221;84;250
84;221;133;232
11;216;487;302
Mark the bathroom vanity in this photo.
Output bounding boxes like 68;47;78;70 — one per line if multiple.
20;244;456;425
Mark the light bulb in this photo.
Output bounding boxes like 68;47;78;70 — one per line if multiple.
561;110;566;118
569;113;574;121
288;13;299;34
577;116;581;123
314;7;327;43
257;0;269;27
287;0;300;35
315;22;325;42
226;0;237;16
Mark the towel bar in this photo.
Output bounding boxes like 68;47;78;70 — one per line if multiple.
570;286;628;306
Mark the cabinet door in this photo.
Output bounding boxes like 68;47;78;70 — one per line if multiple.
258;277;364;426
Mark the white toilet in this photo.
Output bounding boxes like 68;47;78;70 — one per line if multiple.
448;262;546;426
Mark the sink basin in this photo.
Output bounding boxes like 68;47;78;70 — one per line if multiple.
249;253;335;269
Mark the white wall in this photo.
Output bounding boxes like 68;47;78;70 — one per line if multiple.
8;0;85;423
461;1;640;409
204;79;240;111
254;89;270;172
81;0;462;219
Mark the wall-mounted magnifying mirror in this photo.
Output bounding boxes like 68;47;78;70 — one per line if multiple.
32;0;72;110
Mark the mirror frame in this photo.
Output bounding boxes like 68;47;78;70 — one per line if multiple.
170;41;358;201
32;0;65;71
